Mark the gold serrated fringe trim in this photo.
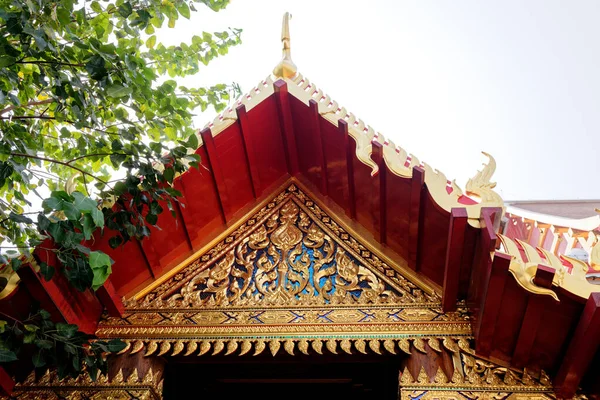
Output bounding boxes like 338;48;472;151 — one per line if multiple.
15;365;163;399
121;336;477;359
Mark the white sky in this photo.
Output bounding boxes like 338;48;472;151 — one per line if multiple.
162;0;600;201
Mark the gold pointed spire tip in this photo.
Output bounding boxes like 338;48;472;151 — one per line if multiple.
273;12;297;79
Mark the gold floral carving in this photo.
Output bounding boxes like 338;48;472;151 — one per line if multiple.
166;199;405;308
10;367;162;400
131;184;438;306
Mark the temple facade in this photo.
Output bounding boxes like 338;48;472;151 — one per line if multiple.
1;13;599;400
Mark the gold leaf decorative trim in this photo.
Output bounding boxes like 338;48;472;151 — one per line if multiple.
401;349;553;392
12;367;163;400
498;233;597;301
113;336;474;359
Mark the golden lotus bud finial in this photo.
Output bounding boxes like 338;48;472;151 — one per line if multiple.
273;12;298;79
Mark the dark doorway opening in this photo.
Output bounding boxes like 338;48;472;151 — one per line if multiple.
163;353;401;400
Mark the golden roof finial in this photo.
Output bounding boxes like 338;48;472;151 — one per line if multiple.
273;12;297;79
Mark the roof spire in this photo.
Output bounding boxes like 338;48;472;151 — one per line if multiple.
273;12;297;79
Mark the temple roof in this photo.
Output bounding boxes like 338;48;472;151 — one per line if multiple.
3;13;600;398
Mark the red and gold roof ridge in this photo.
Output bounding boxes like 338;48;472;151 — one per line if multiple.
198;13;504;228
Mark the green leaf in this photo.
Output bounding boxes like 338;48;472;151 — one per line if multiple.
0;56;16;68
146;35;156;49
0;321;7;333
56;323;78;339
106;339;127;353
10;258;22;271
91;207;104;228
7;211;31;225
108;236;123;249
38;214;51;232
168;18;176;28
32;351;46;368
0;349;18;363
85;55;107;81
23;332;36;344
82;214;94;240
117;2;133;18
89;251;112;290
163;167;175;183
39;262;55;281
90;1;103;13
62;201;80;220
177;3;191;19
113;182;127;197
145;212;158;225
35;339;53;350
56;7;71;25
186;133;198;149
0;162;14;180
72;192;98;213
106;85;133;98
42;197;62;211
48;223;66;244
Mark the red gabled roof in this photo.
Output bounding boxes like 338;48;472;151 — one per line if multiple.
3;13;600;398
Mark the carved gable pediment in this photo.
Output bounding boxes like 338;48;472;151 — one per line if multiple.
140;183;435;309
98;182;472;357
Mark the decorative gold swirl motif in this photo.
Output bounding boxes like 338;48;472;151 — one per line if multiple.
165;197;408;308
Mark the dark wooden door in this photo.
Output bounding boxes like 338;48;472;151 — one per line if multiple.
163;354;401;400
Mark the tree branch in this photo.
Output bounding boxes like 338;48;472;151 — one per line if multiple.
0;115;123;137
0;99;55;116
15;60;85;68
9;153;111;188
66;152;129;165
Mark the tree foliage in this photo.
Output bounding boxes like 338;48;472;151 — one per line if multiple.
0;309;126;380
0;0;241;378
